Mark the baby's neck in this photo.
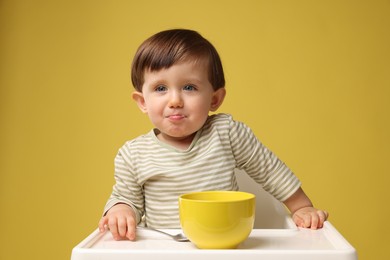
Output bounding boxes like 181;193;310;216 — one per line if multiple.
156;132;196;151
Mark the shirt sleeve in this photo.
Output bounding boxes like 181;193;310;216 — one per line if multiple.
103;146;145;224
229;116;301;201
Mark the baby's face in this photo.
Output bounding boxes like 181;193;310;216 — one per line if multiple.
134;60;224;147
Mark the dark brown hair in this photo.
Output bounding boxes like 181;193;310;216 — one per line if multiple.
131;29;225;92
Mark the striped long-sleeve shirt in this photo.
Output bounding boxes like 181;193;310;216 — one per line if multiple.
104;113;301;228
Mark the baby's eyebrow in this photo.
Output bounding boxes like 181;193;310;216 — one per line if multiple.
146;77;205;88
143;76;167;87
181;77;204;84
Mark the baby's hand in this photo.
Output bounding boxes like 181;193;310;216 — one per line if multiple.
292;207;328;229
98;203;137;241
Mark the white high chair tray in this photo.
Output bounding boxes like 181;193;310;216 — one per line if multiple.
71;221;357;260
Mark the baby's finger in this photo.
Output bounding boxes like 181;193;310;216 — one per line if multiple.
126;216;137;241
310;212;320;229
108;217;120;240
324;210;329;220
317;210;328;228
98;216;108;233
117;217;128;238
292;213;305;228
302;214;312;228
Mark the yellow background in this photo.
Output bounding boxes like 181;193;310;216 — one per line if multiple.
1;0;389;259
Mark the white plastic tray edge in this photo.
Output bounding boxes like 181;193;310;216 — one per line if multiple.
71;221;357;260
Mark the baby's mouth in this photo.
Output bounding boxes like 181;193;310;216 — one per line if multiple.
167;114;186;120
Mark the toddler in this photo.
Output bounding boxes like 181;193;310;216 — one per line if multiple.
99;29;328;241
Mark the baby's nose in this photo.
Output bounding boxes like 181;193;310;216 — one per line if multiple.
168;92;184;108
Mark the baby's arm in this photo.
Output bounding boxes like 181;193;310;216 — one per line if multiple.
283;187;328;229
98;203;137;241
99;147;145;240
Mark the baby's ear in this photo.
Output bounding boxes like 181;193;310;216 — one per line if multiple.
132;91;148;113
210;88;226;112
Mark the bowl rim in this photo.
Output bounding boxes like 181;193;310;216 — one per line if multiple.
179;190;255;202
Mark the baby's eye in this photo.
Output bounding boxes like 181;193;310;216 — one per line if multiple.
183;85;196;91
155;85;167;92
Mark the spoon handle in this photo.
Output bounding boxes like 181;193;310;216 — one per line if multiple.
137;226;173;238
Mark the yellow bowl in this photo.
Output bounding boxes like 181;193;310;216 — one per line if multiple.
179;191;255;249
